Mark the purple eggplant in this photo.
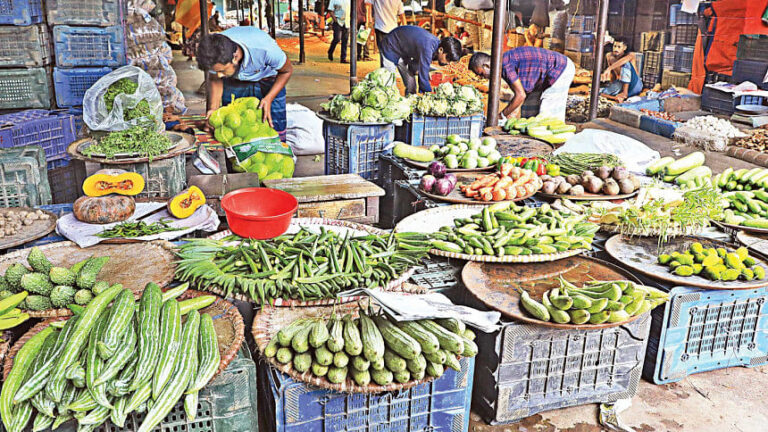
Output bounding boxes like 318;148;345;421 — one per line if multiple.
420;175;437;193
428;161;447;178
433;178;454;196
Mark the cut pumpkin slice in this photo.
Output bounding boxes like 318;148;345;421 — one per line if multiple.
82;169;145;197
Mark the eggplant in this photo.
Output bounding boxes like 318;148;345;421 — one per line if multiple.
428;161;447;178
420;175;437;193
444;173;458;188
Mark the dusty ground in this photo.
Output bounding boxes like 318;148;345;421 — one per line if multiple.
173;35;768;431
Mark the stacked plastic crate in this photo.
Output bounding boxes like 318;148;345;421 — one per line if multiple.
633;0;667;50
606;0;636;50
733;35;768;90
564;15;596;70
640;31;665;89
0;0;55;109
661;3;697;89
49;0;126;141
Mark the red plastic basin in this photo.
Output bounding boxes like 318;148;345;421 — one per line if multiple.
220;187;298;239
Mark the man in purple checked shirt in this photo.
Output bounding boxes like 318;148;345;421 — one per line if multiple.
469;46;575;121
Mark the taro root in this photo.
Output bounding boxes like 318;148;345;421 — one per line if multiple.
602;179;620;196
596;166;612;179
566;174;581;185
583;176;604;194
569;185;585;196
629;174;641;190
542;181;558;194
557;181;572;194
540;174;552;182
618;178;635;194
611;166;629;181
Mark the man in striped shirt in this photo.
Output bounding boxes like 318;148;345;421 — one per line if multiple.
469;47;575;120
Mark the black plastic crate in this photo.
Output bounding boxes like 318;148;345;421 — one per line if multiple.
670;3;697;26
609;0;636;16
392;180;443;228
670;24;698;45
569;15;595;33
737;34;768;62
733;59;768;89
569;0;598;15
701;85;767;115
642;70;661;88
378;153;424;229
566;33;595;53
473;314;652;424
408;257;462;291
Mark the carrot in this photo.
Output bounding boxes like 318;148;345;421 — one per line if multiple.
512;171;532;187
465;189;479;198
481;191;493;201
523;182;537;196
492;189;506;201
493;176;513;191
500;164;513;177
505;186;517;200
516;185;527;198
469;174;499;191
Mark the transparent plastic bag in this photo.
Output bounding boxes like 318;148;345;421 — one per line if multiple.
83;65;164;132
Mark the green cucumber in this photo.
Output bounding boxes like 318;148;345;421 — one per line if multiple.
665;152;705;176
675;166;712;185
646;157;674;175
718;167;733;187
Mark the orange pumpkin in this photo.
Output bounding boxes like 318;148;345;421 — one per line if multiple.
73;195;135;224
167;186;206;219
82;169;145;197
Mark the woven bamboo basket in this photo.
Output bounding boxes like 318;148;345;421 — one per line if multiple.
3;290;244;383
0;240;177;318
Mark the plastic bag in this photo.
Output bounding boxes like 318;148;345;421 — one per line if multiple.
226;139;296;179
84;65;164;132
286;103;324;155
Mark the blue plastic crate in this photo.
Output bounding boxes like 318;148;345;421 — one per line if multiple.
473;314;651;425
260;357;474;432
565;33;594;53
670;3;697;26
732;59;768;90
0;0;43;25
395;113;483;147
67;106;86;137
643;286;768;385
46;0;123;26
0;110;76;164
639;115;681;138
53;66;113;107
53;25;126;68
324;120;394;182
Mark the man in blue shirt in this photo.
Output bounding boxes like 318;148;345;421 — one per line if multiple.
600;38;642;103
378;26;462;94
197;27;294;140
328;0;350;63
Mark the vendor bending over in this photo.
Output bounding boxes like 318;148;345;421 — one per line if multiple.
196;27;293;140
469;46;574;120
600;38;642;103
379;25;462;95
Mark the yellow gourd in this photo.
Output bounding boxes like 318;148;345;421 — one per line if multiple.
82;169;145;197
167;186;206;219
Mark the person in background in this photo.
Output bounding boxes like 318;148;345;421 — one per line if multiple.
356;0;373;61
469;46;575;120
196;27;293;141
327;0;351;63
379;25;462;95
600;38;642;102
524;0;548;47
365;0;407;66
209;10;223;31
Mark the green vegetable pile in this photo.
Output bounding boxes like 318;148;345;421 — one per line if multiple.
429;135;501;170
209;97;276;146
264;308;476;386
96;219;183;239
84;126;172;161
658;242;766;281
716;166;768;228
1;247;111;311
548;153;623;176
428;203;599;257
321;68;412;123
103;78;155;124
520;279;669;325
646;152;710;188
174;228;430;305
413;82;483;117
0;283;220;432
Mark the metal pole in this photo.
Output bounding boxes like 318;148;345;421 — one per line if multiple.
588;0;609;121
321;0;325;36
249;0;254;24
200;0;210;111
258;0;263;29
485;0;506;127
289;0;294;31
350;0;358;90
298;0;305;63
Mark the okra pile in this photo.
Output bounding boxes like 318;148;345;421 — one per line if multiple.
0;283;220;432
429;203;599;257
520;279;669;325
175;228;430;305
264;310;477;387
658;242;766;282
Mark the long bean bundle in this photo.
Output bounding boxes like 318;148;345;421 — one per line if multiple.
174;228;430;304
548;153;623;175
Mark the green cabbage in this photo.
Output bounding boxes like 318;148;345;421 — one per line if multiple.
365;88;389;110
360;107;382;122
365;68;396;88
381;97;412;122
338;101;361;122
350;83;368;103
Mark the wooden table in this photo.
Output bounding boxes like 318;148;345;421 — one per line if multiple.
263;174;385;224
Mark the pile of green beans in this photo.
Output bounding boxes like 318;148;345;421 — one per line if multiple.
174;228;430;305
96;219;183;238
548;153;622;175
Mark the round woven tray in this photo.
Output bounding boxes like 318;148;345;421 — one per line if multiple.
395;204;589;263
199;218;417;306
3;290;244;382
0;240;177;318
252;295;439;394
0;331;12;378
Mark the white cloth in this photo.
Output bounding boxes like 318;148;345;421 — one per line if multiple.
57;204;220;248
365;0;404;33
286;103;325;155
553;129;661;174
539;59;575;121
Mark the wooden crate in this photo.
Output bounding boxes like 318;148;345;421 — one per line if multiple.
263;174;385;224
